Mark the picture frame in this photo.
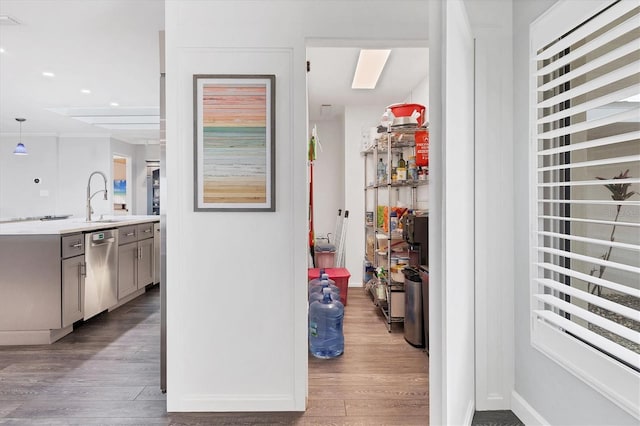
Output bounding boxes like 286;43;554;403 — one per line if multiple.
193;74;276;212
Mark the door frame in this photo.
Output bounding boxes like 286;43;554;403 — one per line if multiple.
428;0;478;423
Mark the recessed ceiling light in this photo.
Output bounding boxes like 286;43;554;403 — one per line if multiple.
351;49;391;89
81;89;91;94
0;47;5;54
42;71;55;77
110;102;119;107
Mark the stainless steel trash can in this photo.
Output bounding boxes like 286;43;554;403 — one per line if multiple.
403;267;424;347
419;265;429;351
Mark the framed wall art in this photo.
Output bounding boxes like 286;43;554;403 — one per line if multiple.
193;74;276;211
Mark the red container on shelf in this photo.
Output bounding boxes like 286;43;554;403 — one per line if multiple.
308;267;350;306
415;129;429;167
388;103;426;127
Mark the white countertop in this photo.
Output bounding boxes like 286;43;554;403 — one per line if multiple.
0;215;159;236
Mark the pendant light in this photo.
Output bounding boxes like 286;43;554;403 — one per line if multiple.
13;118;27;155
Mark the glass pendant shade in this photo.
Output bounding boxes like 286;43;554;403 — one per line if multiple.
13;142;27;155
13;118;27;155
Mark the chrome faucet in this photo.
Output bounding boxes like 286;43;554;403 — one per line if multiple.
86;171;108;222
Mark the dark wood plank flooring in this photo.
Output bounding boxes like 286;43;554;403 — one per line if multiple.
0;285;429;425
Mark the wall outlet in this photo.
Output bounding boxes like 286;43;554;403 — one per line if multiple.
39;190;50;197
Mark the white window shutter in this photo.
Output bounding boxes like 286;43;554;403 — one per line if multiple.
530;0;640;418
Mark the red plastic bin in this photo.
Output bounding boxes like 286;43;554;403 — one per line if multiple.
308;267;350;306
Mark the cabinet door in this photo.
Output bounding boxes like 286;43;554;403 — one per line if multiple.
137;238;154;289
62;255;85;327
118;242;138;299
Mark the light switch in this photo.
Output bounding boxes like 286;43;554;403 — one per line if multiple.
39;190;50;197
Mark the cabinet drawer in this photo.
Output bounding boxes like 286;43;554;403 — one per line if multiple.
118;225;138;245
61;234;84;258
136;222;154;240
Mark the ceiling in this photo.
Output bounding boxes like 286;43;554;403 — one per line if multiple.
0;1;427;145
0;0;164;145
307;47;428;121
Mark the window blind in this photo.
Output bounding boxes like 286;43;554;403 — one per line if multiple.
532;0;640;389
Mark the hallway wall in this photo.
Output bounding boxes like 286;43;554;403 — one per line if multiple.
165;0;428;412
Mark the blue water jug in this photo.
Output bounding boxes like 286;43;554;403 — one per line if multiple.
308;274;338;299
308;268;326;285
309;279;340;301
309;280;340;305
309;288;345;359
308;269;328;291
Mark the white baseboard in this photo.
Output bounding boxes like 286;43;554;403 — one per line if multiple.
168;394;304;412
512;390;549;426
0;325;73;345
476;395;509;411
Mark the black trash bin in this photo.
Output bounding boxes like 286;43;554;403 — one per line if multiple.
403;267;424;348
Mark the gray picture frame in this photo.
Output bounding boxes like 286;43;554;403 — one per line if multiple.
193;74;276;212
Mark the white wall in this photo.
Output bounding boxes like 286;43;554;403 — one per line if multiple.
512;1;638;425
0;135;112;219
57;136;112;219
0;134;153;220
344;105;387;286
0;135;59;218
309;118;344;245
165;0;428;412
405;76;429;118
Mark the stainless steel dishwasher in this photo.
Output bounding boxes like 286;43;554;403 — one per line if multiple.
84;229;118;320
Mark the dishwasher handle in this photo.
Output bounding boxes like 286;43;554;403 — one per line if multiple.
90;237;115;246
88;230;117;247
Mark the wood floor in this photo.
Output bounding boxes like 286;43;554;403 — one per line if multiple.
0;285;429;425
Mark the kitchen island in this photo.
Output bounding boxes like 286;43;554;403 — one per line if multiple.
0;216;160;345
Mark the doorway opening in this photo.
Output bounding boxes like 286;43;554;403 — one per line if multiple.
305;40;430;421
112;154;132;215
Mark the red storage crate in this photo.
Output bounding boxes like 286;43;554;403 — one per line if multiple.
308;267;350;306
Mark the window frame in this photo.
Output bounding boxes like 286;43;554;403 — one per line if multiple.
528;0;640;419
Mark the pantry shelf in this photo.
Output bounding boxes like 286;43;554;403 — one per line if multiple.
365;180;429;191
363;120;429;332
